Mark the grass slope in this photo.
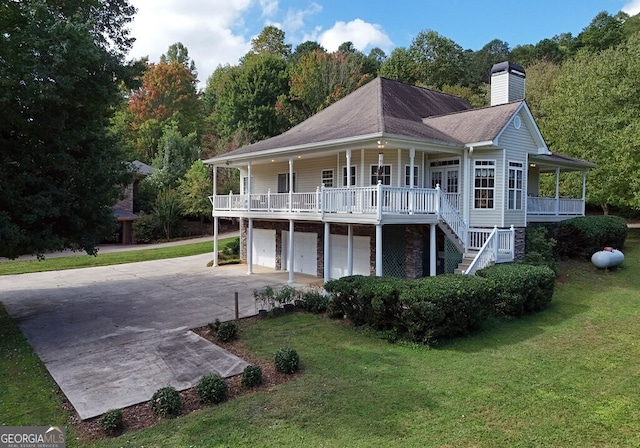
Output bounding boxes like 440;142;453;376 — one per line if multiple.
0;240;231;276
2;231;639;447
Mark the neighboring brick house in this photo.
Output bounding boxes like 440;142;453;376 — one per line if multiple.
204;62;594;282
112;160;154;244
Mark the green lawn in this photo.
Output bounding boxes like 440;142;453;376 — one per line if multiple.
0;239;231;276
1;231;639;447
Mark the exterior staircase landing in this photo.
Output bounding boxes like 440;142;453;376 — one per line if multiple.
454;251;480;274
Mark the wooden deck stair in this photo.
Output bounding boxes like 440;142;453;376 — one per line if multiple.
454;251;480;274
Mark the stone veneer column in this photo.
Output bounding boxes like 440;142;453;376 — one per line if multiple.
514;227;526;261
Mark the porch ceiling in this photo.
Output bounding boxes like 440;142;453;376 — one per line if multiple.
530;152;596;172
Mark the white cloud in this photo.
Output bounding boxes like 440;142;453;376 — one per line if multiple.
622;0;640;15
283;2;322;32
127;0;254;84
318;19;393;53
259;0;279;17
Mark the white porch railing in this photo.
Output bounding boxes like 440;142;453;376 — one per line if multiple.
439;190;467;246
527;197;584;216
464;226;515;275
210;186;443;217
210;184;474;254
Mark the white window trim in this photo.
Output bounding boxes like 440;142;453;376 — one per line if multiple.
341;165;357;187
277;172;296;193
404;165;419;187
507;160;524;210
370;164;392;185
321;169;334;188
473;159;496;210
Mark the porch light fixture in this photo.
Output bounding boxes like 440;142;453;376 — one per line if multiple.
377;140;387;149
529;163;536;167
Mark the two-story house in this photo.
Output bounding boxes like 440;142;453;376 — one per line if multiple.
204;62;594;283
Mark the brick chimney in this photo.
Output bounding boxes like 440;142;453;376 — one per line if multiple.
490;61;526;106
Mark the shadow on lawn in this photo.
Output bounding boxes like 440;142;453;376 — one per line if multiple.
445;297;590;354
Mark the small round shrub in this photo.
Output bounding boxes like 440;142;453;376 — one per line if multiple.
151;386;181;417
197;374;228;404
217;321;238;343
241;365;263;387
274;347;299;374
100;408;123;434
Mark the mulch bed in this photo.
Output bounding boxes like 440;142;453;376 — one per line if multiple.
70;317;296;441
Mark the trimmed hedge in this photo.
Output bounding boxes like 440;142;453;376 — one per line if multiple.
477;264;556;317
552;216;628;259
325;275;495;345
398;275;495;344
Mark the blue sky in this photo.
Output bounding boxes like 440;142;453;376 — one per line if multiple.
128;0;640;84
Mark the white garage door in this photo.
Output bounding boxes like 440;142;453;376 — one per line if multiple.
281;231;318;276
251;229;276;268
329;235;370;279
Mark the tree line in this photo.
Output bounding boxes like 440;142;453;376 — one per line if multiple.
2;2;639;257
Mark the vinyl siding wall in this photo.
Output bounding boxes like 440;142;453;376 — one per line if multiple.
237;148;446;194
495;110;541;228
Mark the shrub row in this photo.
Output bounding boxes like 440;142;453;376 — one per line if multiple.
325;274;495;345
324;264;556;345
543;215;627;259
476;264;556;317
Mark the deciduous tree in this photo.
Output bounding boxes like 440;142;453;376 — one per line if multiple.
541;35;640;211
0;0;136;258
408;30;465;89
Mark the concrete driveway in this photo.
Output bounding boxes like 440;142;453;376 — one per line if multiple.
0;255;301;420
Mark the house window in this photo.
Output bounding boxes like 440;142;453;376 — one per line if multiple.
508;161;524;210
278;173;296;193
405;165;419;187
321;169;334;188
474;160;495;209
370;165;391;185
242;176;255;194
342;166;357;186
431;171;443;189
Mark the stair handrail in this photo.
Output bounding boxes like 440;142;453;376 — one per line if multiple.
437;185;468;248
464;226;498;275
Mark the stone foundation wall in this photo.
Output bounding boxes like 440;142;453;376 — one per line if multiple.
404;225;430;279
514;227;525;261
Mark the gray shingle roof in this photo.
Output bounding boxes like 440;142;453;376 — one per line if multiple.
423;101;523;145
207;77;473;160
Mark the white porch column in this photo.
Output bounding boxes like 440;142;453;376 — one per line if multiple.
347;224;354;276
324;222;331;282
397;148;402;187
247;218;253;275
288;157;294;212
212;165;218;267
409;147;415;214
555;167;560;216
430;223;436;277
346;149;352;187
346;149;352;211
463;148;471;225
375;224;383;276
247;162;252;197
212;165;217;196
213;217;219;267
581;171;587;216
288;219;295;284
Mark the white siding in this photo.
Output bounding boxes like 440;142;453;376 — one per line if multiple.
468;152;503;228
496;110;541;228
